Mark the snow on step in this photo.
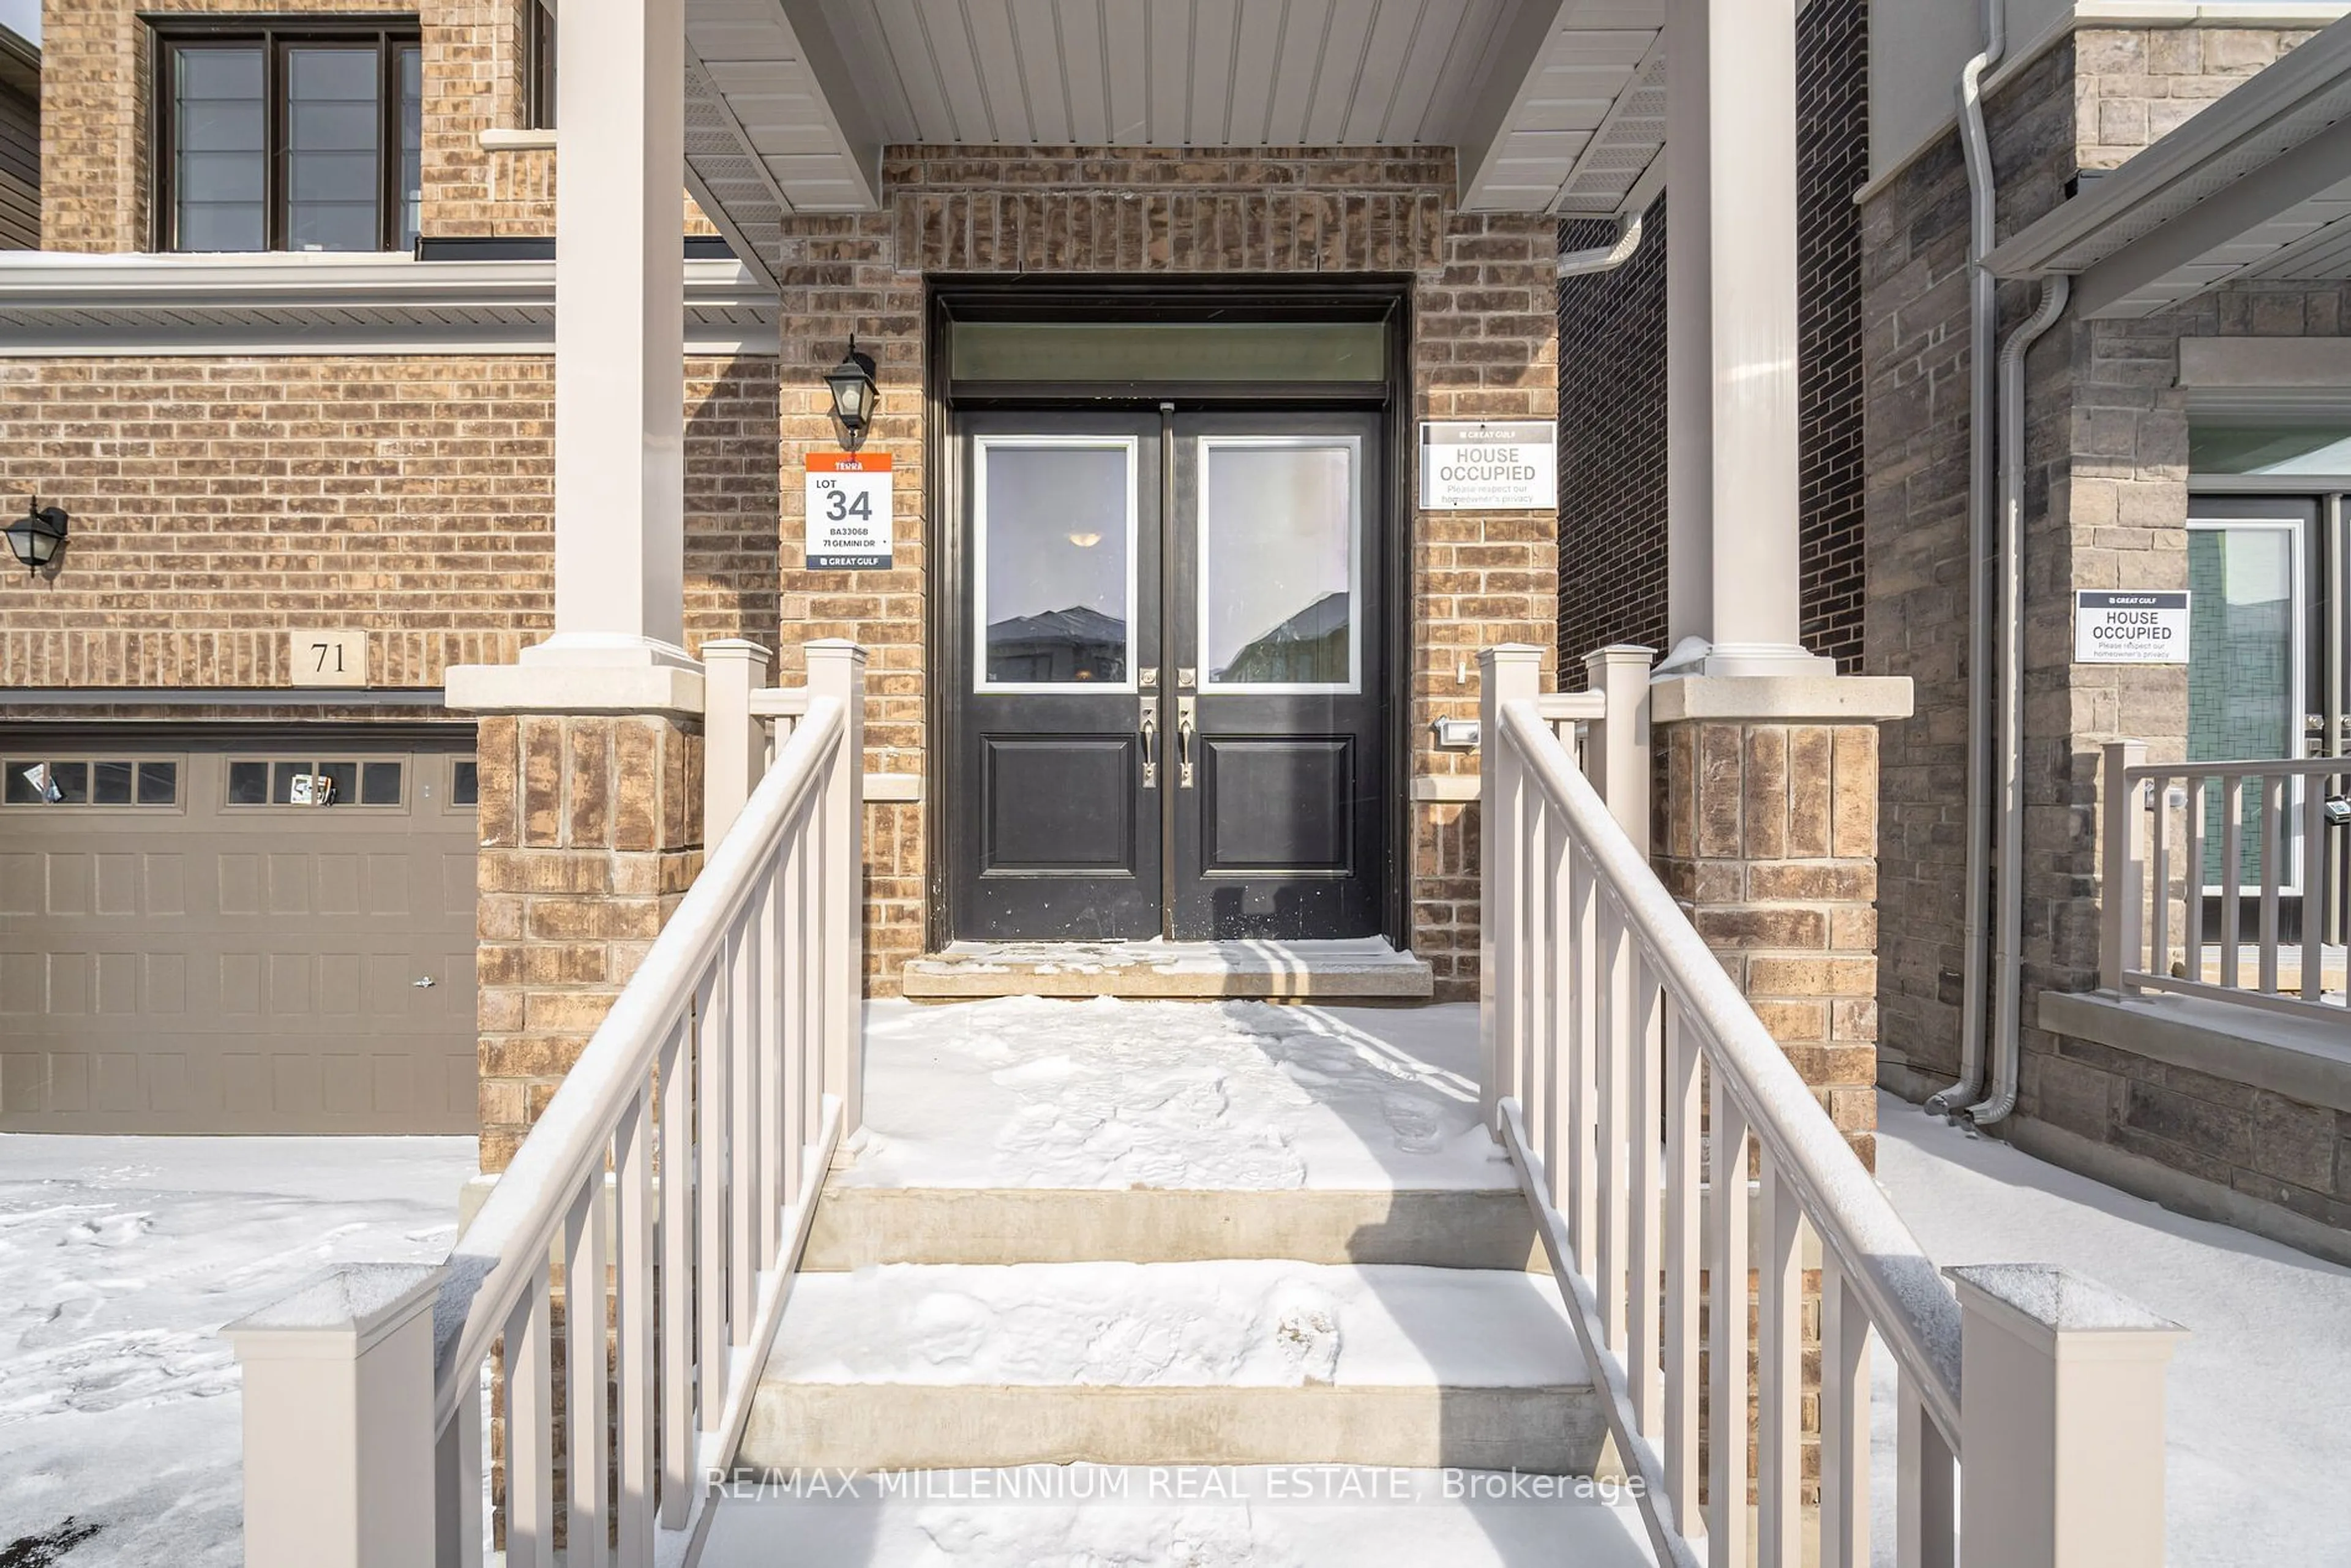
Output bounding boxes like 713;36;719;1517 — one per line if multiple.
848;997;1509;1192
768;1261;1584;1389
699;1465;1659;1568
742;1262;1608;1472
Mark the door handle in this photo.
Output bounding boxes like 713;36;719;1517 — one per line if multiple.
1140;695;1161;789
1176;696;1197;789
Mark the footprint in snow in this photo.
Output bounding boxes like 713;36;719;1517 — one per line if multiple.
1378;1090;1447;1154
58;1213;152;1249
1267;1281;1341;1386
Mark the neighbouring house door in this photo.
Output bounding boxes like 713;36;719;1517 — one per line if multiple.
953;408;1385;942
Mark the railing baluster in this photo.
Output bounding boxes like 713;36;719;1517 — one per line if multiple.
729;917;759;1344
799;816;824;1159
1545;822;1572;1202
2221;775;2244;985
436;1364;486;1568
2183;773;2205;985
1628;953;1663;1437
758;866;787;1264
505;1278;555;1568
563;1172;610;1567
657;1021;693;1529
1819;1253;1869;1568
2259;773;2284;994
1897;1382;1957;1568
1598;894;1632;1355
2150;770;2172;978
2303;768;2327;1002
1662;997;1702;1537
1490;730;1523;1131
694;972;729;1441
615;1080;656;1568
1523;789;1551;1166
1756;1149;1802;1567
1569;844;1600;1261
1706;1076;1749;1568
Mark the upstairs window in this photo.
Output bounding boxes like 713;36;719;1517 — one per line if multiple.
525;0;557;130
156;21;422;253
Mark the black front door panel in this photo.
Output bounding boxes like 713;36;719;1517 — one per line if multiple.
951;407;1384;943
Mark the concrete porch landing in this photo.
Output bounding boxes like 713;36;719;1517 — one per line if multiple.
899;937;1436;1000
812;998;1533;1270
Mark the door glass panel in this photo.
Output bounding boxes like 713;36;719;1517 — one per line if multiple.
977;440;1135;689
1201;439;1358;690
2188;522;2300;889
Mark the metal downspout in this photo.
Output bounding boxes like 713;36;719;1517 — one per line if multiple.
1970;274;2069;1127
1927;6;2006;1118
1557;211;1646;277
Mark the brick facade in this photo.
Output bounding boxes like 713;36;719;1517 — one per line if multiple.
0;354;781;690
1863;23;2350;1255
1556;0;1870;683
770;147;1561;996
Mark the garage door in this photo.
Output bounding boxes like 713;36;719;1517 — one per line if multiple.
0;733;479;1133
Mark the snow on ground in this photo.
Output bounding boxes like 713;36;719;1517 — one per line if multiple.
768;1262;1583;1389
1871;1092;2351;1567
699;1465;1656;1568
0;1136;476;1567
849;998;1507;1191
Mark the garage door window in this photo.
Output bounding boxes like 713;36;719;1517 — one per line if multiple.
226;757;404;808
6;758;181;806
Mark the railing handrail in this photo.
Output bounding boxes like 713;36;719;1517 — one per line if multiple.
427;694;849;1426
1496;697;1967;1444
2125;754;2344;781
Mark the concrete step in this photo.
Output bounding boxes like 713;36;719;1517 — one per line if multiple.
699;1465;1659;1568
899;939;1434;1000
804;1184;1545;1270
741;1261;1605;1474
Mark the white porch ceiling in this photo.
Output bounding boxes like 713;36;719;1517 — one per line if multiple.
679;0;1670;239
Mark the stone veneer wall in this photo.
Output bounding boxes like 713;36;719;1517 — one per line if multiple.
0;354;781;689
1864;23;2350;1248
771;146;1561;995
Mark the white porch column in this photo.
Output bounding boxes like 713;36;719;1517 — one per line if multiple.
448;0;700;716
1663;0;1831;677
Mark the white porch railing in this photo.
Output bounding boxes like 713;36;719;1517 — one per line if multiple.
2101;742;2349;1018
1480;645;2184;1568
225;640;866;1568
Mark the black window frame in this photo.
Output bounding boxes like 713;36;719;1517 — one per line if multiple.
149;14;422;255
523;0;557;131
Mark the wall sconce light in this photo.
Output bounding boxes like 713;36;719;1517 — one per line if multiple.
4;499;68;576
824;335;879;452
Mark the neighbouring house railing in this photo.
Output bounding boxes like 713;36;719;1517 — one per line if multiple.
2101;741;2349;1018
1480;645;2184;1568
225;640;866;1568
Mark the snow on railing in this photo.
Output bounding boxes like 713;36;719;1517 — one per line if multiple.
2101;742;2349;1019
225;641;866;1568
1479;645;2184;1568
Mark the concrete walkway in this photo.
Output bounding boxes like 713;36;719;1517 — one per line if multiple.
1873;1091;2351;1567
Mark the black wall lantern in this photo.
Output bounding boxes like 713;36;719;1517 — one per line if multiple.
5;499;68;576
823;335;879;452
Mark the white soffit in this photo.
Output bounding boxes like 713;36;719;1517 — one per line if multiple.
0;255;779;356
680;0;1666;222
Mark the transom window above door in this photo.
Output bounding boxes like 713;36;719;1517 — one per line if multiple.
155;20;423;253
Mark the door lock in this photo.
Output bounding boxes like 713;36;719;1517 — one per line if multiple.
1176;696;1198;789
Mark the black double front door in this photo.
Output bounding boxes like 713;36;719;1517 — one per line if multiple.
953;407;1386;942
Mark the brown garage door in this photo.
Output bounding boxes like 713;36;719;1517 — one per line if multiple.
0;733;479;1133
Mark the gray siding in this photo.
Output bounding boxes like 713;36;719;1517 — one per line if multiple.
0;74;35;250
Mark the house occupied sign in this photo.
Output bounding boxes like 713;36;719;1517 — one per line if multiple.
2074;590;2191;664
1419;421;1558;511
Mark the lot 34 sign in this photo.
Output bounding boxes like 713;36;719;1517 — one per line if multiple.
806;452;893;569
2074;590;2191;664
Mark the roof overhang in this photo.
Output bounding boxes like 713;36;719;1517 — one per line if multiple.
679;0;1668;233
1982;13;2351;318
0;252;778;356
